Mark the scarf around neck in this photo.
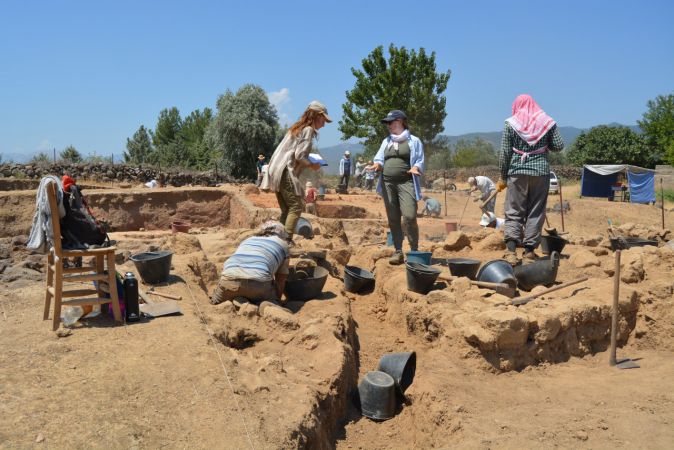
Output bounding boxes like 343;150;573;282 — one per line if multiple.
387;129;411;150
505;94;556;146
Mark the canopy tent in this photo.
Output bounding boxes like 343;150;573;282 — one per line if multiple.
580;164;656;204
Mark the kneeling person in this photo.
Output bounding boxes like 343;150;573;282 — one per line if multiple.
211;221;290;305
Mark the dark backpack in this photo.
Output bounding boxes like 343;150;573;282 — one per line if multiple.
61;184;109;248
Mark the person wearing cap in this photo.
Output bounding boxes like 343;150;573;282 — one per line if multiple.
354;157;366;188
421;196;442;218
255;154;267;187
339;151;353;189
263;100;331;243
371;110;425;265
210;220;290;305
498;94;564;265
480;212;505;229
305;181;318;216
468;175;496;213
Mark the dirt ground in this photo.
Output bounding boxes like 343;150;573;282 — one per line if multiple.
1;180;673;449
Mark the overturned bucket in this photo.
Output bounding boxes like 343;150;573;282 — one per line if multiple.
357;371;397;421
405;262;441;294
377;351;416;396
295;217;313;239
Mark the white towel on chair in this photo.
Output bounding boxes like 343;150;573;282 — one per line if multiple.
27;176;66;254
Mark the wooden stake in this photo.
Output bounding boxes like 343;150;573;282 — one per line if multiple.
661;178;665;230
610;250;621;366
443;170;448;217
559;177;565;232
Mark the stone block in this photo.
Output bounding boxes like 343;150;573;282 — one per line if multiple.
443;231;470;251
262;305;299;330
570;249;600;268
476;309;530;350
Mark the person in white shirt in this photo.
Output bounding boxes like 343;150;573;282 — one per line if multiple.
468;176;496;213
480;212;505;229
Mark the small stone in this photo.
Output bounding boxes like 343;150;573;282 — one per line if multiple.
55;327;72;338
35;433;45;443
575;431;588;441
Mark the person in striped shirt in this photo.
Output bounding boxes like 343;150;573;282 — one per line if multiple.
497;94;564;265
210;221;290;305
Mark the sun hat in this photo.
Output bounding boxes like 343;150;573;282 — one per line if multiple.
479;212;496;226
307;100;332;122
259;220;289;240
380;110;407;124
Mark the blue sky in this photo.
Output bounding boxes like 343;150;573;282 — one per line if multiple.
1;0;672;160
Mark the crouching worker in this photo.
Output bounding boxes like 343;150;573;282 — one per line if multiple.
421;196;442;218
210;221;290;305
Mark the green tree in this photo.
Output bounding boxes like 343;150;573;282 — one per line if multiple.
567;125;654;167
452;137;498;168
150;107;187;167
30;152;51;164
339;44;451;158
425;135;453;170
638;93;674;166
125;125;153;164
59;145;83;163
205;84;279;180
179;108;214;170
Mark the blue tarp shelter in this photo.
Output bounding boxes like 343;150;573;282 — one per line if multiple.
580;165;656;204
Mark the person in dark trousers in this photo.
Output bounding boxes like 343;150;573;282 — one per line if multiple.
371;110;425;265
256;154;266;186
497;94;564;265
339;151;352;188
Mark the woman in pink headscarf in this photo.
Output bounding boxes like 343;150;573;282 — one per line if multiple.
496;94;565;265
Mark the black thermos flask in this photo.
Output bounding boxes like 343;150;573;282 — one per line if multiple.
123;272;140;322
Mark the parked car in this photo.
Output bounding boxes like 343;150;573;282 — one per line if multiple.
549;171;559;194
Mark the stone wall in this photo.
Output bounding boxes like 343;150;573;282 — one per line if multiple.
0;162;241;187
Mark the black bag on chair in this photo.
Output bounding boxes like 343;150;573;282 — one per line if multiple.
61;184;109;248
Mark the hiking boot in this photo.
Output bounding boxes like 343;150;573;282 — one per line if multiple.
522;251;540;264
389;251;404;265
503;250;519;266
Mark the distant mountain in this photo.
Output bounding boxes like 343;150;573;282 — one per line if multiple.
316;123;641;174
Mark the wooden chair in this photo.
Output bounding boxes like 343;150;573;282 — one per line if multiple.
43;183;122;330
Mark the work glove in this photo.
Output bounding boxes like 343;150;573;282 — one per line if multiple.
496;179;507;192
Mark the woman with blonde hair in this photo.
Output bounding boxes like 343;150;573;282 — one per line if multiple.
263;101;331;243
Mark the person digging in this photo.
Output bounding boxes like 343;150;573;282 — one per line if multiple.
210;221;290;305
498;94;564;265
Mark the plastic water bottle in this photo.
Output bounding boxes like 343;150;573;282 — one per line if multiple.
61;306;84;327
123;272;140;322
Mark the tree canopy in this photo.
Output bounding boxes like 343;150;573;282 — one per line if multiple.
339;45;451;158
638;93;674;166
125;125;153;165
205;84;279;180
59;146;83;163
452;137;498;168
567;125;655;167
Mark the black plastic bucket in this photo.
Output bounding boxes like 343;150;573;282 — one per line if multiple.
377;351;416;395
357;371;397;421
284;266;329;301
447;258;481;279
344;265;375;294
129;251;173;284
405;262;441;294
540;235;567;254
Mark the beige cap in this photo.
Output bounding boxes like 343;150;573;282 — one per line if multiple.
307;100;332;122
306;181;313;187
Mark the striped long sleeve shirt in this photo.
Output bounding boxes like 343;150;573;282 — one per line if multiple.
498;122;564;180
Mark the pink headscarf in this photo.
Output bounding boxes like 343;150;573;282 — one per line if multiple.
505;94;556;146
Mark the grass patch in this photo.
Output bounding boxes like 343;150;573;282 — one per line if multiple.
657;188;674;203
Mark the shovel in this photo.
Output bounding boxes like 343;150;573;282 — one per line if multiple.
438;273;516;298
139;290;182;318
495;276;589;306
610;250;639;369
479;189;499;212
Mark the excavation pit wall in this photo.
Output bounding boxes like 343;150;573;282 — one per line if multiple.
364;243;674;372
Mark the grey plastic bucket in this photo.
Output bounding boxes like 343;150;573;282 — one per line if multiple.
295;217;313;238
476;259;517;289
344;265;375;294
405;262;441;294
447;257;481;279
406;251;432;265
